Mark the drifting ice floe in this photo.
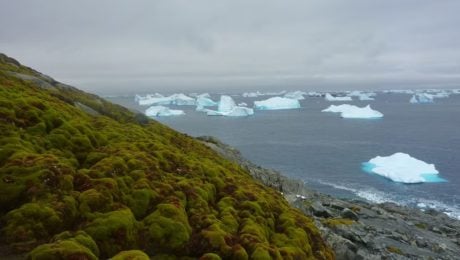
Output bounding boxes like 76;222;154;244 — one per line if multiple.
254;97;301;110
325;93;353;101
284;91;306;100
205;95;254;117
410;93;434;104
347;91;376;101
362;152;446;183
145;106;185;117
322;104;383;118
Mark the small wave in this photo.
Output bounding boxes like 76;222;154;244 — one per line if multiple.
313;179;460;220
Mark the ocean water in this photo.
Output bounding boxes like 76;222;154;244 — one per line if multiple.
107;93;460;219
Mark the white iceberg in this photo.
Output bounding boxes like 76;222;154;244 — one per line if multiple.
322;104;383;118
325;93;353;101
205;95;254;117
145;106;185;117
410;93;434;104
363;152;445;183
284;91;306;100
254;97;301;110
137;93;196;106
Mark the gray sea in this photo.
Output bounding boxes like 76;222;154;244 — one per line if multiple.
107;92;460;219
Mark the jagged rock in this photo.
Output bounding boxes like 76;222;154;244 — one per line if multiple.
310;201;332;218
341;208;359;221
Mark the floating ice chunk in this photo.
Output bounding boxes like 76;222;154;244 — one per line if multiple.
242;91;263;98
145;106;185;117
205;95;254;117
307;91;322;97
218;95;237;112
171;93;196;106
325;93;353;101
254;97;301;110
137;93;195;106
196;96;217;111
362;152;446;183
238;102;248;107
284;91;306;100
347;91;376;101
322;104;383;118
410;93;434;103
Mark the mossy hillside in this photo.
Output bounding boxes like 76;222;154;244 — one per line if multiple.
0;54;333;259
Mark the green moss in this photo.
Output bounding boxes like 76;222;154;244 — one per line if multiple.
111;250;150;260
322;218;355;228
3;202;63;244
200;253;222;260
415;222;427;229
250;246;271;260
0;54;333;259
83;209;138;258
387;246;404;255
143;203;191;253
27;240;98;260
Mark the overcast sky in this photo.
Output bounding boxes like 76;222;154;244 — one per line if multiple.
1;0;460;94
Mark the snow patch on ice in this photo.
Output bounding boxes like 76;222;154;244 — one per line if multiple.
322;104;383;118
362;152;446;183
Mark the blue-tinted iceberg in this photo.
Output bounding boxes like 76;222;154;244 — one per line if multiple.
322;104;383;118
363;152;446;183
196;95;217;111
254;97;301;110
325;93;353;101
205;95;254;117
145;106;185;117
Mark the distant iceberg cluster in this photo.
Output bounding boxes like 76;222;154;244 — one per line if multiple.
136;87;458;118
363;153;446;183
322;104;383;119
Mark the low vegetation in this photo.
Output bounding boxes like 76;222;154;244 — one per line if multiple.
0;54;333;259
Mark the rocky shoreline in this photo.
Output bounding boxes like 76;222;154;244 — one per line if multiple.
198;136;460;259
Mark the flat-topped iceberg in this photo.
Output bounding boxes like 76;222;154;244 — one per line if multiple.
362;152;446;183
322;104;383;118
205;95;254;117
145;106;185;117
254;97;301;110
137;93;196;106
325;93;353;101
284;91;306;100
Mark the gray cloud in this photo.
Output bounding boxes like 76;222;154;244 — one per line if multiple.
1;0;459;94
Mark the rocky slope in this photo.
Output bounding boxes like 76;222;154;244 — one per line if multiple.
198;136;460;259
0;53;333;259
